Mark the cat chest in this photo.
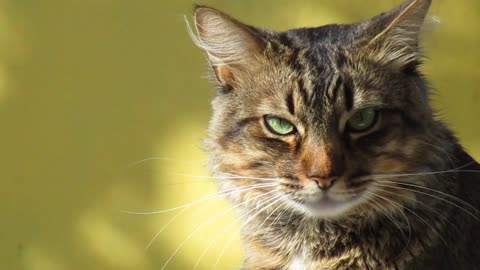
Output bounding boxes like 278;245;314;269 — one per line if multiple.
289;255;306;270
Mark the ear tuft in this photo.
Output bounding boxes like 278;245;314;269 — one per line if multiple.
369;0;432;45
188;6;266;87
364;0;432;69
193;6;265;65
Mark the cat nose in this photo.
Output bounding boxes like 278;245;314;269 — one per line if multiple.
309;176;337;191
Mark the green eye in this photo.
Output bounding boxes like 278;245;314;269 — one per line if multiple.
347;108;378;132
265;116;295;135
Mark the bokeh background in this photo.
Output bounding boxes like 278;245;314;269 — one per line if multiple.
1;0;478;269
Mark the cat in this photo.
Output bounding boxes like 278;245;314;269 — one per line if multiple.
190;0;480;269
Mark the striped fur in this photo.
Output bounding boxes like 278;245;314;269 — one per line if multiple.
192;0;480;269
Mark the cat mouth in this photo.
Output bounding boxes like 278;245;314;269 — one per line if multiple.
292;193;363;217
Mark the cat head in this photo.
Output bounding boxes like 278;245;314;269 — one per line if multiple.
192;0;448;219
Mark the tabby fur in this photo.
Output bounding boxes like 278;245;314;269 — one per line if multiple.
191;0;480;269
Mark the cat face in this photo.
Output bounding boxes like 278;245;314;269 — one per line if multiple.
194;0;444;218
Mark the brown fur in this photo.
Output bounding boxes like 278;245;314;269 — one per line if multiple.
191;0;480;269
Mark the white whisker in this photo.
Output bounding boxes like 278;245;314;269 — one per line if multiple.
365;191;412;253
121;183;276;215
374;182;480;222
128;157;204;167
212;194;285;270
146;205;199;250
372;184;463;235
173;172;279;182
194;193;284;270
369;191;449;247
362;161;477;181
160;190;279;270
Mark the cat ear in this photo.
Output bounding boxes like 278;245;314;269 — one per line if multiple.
362;0;432;70
191;5;267;88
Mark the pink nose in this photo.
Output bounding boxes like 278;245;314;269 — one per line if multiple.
310;176;337;191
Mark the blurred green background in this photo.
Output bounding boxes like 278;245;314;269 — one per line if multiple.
0;0;478;269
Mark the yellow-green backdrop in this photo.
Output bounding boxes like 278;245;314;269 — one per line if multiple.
1;0;478;269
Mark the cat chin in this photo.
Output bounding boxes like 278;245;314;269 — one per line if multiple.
292;194;363;218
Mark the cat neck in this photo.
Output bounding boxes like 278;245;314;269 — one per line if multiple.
240;197;458;269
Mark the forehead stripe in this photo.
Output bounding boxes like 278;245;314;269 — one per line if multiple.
327;74;342;104
297;78;311;105
286;92;295;115
342;77;354;111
